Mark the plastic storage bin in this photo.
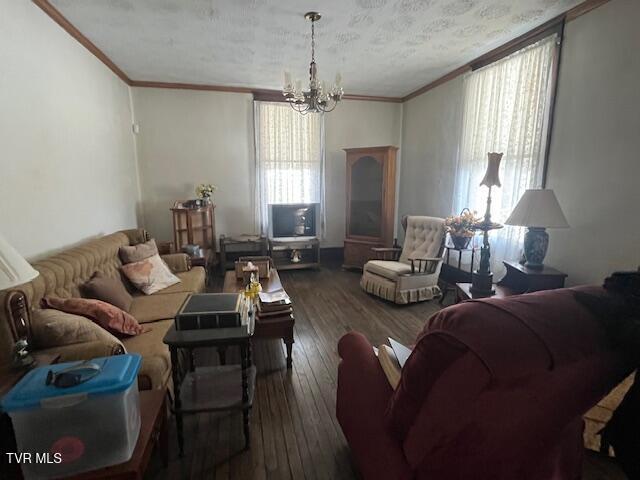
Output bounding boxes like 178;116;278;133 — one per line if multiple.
2;354;142;479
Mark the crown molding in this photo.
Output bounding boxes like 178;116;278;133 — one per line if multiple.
32;0;132;85
131;80;403;103
401;0;613;102
34;0;611;105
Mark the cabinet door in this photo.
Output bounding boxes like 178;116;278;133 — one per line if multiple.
347;155;383;239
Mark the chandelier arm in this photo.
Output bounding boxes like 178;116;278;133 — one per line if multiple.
282;12;341;115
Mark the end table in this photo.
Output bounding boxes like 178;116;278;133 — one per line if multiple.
163;321;256;456
497;261;567;293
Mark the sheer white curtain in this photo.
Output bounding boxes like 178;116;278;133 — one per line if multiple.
453;35;557;275
254;101;325;236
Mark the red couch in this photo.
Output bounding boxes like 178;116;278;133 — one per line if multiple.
337;287;633;480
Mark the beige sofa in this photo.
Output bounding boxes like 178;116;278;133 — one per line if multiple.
0;229;205;390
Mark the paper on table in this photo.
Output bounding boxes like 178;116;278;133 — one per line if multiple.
259;289;290;304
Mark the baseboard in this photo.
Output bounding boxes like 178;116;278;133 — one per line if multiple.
320;247;344;264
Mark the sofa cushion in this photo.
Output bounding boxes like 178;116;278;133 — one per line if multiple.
152;268;206;295
365;260;412;280
119;239;158;264
129;292;190;323
37;340;126;363
121;319;173;390
81;271;133;312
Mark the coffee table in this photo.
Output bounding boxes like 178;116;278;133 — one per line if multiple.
163;302;256;456
223;267;295;368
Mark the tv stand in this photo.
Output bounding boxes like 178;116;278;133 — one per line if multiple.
269;237;320;271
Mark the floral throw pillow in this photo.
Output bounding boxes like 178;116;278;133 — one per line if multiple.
121;254;181;295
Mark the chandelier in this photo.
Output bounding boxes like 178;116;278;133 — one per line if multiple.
282;12;344;114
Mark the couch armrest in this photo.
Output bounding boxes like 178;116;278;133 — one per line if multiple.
37;340;125;363
161;253;191;273
337;332;412;480
405;257;442;275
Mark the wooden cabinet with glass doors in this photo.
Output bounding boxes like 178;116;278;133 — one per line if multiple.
343;146;398;269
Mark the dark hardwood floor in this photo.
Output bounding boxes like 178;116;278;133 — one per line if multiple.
148;263;626;480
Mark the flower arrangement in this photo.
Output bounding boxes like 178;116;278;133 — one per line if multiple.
445;209;479;249
196;183;216;199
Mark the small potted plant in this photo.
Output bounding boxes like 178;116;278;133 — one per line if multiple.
445;209;479;249
196;184;216;204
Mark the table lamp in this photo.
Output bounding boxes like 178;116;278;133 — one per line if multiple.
470;152;504;296
0;234;39;367
505;189;569;270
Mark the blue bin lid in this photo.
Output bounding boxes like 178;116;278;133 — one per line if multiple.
1;354;141;412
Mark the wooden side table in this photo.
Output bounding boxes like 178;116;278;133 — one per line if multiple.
440;244;478;304
497;260;567;293
1;353;60;480
163;322;256;456
455;261;567;303
269;237;320;270
66;390;168;480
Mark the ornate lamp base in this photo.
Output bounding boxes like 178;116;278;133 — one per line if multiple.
470;271;495;296
523;227;549;270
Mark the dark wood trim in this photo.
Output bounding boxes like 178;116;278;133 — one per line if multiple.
132;82;403;103
541;22;565;188
252;89;289;103
402;65;471;102
342;94;403;103
565;0;612;21
401;0;613;102
343;145;399;153
469;19;564;71
32;0;131;85
130;80;254;94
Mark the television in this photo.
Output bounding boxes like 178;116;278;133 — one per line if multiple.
269;203;318;238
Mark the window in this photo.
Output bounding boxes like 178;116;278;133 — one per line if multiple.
254;101;324;236
452;35;558;274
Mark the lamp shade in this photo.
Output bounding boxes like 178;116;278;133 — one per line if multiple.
505;189;569;228
479;152;503;188
0;234;39;291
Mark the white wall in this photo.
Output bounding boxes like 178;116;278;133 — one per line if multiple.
544;0;640;284
0;1;139;259
132;90;402;248
131;88;256;244
398;0;640;285
398;78;464;227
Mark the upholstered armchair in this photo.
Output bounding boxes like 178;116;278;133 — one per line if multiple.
360;216;446;304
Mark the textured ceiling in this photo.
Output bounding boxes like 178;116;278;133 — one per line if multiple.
50;0;584;97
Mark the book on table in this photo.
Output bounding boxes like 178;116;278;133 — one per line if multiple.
257;288;292;319
175;293;250;330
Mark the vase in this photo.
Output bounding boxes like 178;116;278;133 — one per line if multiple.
450;235;471;250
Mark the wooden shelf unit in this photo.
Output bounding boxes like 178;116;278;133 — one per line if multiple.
269;237;320;270
170;201;217;266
